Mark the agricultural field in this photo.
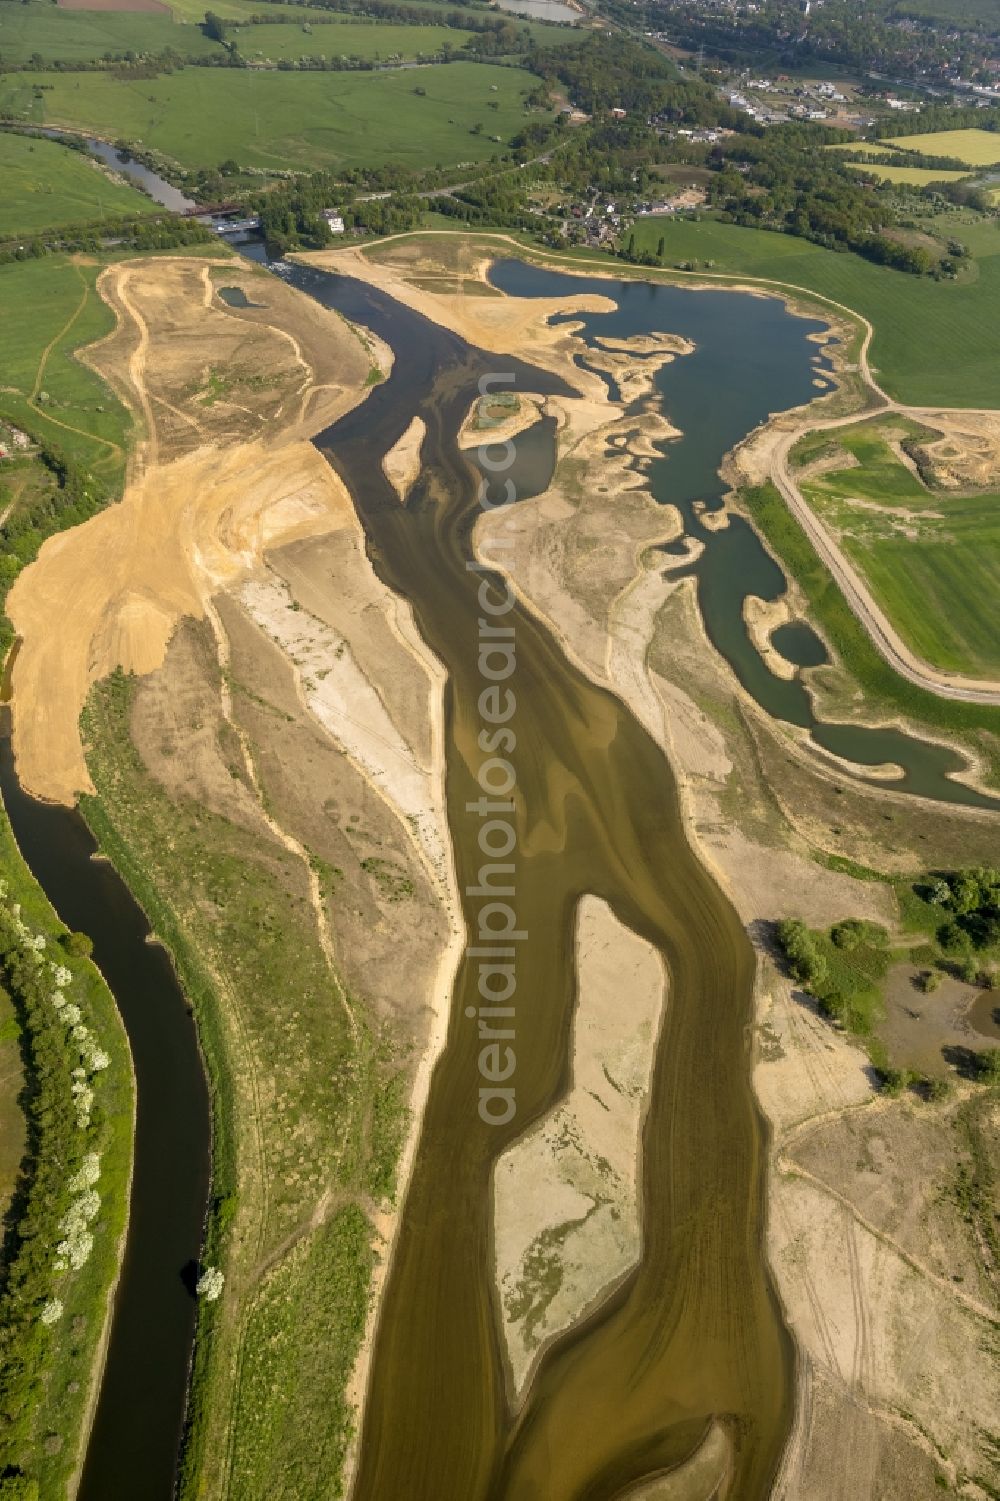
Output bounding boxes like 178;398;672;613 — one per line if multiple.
879;127;1000;166
826;142;897;159
0;62;543;172
842;161;970;186
626;214;1000;407
0;0;218;64
792;416;1000;678
0;130;155;238
164;0;494;17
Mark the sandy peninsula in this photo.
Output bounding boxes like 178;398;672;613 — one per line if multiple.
493;896;666;1398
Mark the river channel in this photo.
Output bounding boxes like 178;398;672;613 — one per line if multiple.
290;257;999;1495
284;260;802;1498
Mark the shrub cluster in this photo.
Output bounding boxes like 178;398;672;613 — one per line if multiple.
775;915;890;1034
925;866;1000;956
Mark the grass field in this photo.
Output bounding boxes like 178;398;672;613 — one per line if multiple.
743;480;1000;778
794;417;1000;679
0;62;543;172
0;0;219;63
0;131;155;237
894;0;1000;26
229;15;580;59
165;0;494;17
627;214;1000;407
0;254;132;483
879;127;1000;167
843;161;971;186
0;0;575;64
826;143;897;160
229;19;482;61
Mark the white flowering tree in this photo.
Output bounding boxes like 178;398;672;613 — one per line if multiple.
196;1267;225;1302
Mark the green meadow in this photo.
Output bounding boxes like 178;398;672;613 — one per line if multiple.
0;61;543;172
229;19;484;62
627;215;1000;407
228;15;580;59
0;254;132;483
0;0;218;65
0;130;155;239
794;418;1000;679
0;0;576;66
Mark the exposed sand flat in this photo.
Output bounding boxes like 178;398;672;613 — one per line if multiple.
8;256;372;803
10;438;356;802
580;332;693;406
296;244;617;399
268;528;434;770
240;575;452;899
617;1425;730;1499
493;896;666;1398
381;415;426;502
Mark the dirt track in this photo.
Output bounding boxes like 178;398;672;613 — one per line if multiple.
7;256;372;803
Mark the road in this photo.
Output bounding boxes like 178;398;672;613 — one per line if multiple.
767;313;1000;703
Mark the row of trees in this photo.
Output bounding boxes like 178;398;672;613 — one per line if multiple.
0;900;106;1498
0;213;215;266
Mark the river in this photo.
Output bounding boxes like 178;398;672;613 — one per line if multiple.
291;261;796;1498
0;721;210;1501
4;249;995;1498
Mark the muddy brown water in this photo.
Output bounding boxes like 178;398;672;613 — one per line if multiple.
290;262;794;1499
